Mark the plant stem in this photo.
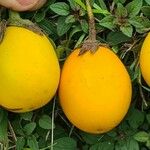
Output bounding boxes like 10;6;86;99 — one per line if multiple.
51;97;56;150
69;125;74;137
0;20;7;43
9;10;21;21
139;85;148;108
8;121;17;142
8;10;29;26
8;10;43;35
79;0;98;55
85;0;96;41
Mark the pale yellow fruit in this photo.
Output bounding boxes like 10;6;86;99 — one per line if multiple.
0;27;60;112
59;47;132;134
140;32;150;86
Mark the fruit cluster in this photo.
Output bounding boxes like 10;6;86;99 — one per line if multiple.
0;25;149;134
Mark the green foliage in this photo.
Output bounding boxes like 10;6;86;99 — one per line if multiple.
0;0;150;149
53;137;77;150
50;2;70;16
0;109;8;148
39;115;53;130
134;131;150;142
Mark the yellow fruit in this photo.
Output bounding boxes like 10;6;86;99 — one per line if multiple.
59;47;132;134
140;32;150;86
0;26;60;112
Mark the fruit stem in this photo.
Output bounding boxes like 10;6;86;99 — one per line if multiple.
79;0;98;55
9;10;21;22
8;10;43;35
85;0;96;41
8;10;31;26
0;20;7;43
0;7;7;43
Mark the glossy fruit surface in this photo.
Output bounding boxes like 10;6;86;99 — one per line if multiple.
59;47;132;134
0;27;60;112
140;32;150;86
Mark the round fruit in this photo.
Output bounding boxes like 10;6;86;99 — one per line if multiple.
140;32;150;86
0;26;60;112
59;47;132;134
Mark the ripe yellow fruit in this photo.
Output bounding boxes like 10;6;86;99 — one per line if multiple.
59;47;132;134
0;27;60;112
140;33;150;86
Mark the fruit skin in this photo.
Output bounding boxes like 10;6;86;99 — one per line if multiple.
0;26;60;113
140;32;150;86
59;47;132;134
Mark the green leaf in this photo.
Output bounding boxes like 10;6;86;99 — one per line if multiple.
27;135;39;150
129;62;140;81
57;17;72;36
115;3;128;18
80;132;103;145
74;33;86;48
132;17;150;33
90;141;114;150
115;138;139;150
20;112;33;121
54;137;77;150
129;16;145;28
50;2;70;16
69;26;82;40
126;108;145;129
146;139;150;149
38;19;57;36
145;0;150;5
126;138;139;150
65;15;76;24
16;137;26;150
23;122;36;135
99;15;116;30
107;130;117;137
141;6;150;18
75;0;86;10
120;24;133;37
67;0;79;10
11;120;24;136
106;31;131;45
126;0;143;17
115;140;128;150
93;3;110;15
82;145;89;150
114;0;126;4
112;45;119;53
39;115;53;130
34;11;46;22
54;125;68;139
134;131;149;142
80;19;89;33
96;0;108;10
0;109;8;144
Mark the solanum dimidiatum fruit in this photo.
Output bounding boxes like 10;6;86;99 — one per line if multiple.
59;47;132;134
0;26;60;112
140;32;150;86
